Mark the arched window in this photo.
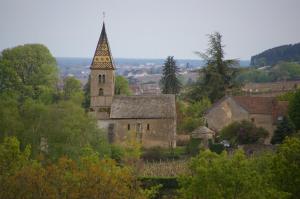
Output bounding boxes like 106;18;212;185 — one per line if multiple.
99;88;104;96
98;75;102;83
127;124;130;131
102;75;106;83
147;123;150;131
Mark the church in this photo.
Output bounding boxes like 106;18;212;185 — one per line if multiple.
89;22;176;148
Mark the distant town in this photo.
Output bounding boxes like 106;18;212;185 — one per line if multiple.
56;57;250;95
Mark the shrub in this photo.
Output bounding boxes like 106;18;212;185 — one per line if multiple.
140;177;179;199
208;140;224;154
178;149;289;199
220;120;268;146
185;138;201;156
271;116;296;144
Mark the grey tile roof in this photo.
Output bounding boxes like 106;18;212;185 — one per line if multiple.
110;94;176;119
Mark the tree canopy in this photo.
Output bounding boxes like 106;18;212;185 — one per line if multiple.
179;149;289;199
189;32;239;102
115;75;132;95
0;44;58;102
160;56;181;94
271;116;296;144
288;89;300;130
220;120;268;146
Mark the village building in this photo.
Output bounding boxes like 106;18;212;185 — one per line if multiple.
242;80;300;96
204;96;288;144
89;23;176;148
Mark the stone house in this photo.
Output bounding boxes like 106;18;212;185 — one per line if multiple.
89;22;176;148
204;96;288;143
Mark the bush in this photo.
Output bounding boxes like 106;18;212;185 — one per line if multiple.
208;140;225;154
139;177;179;199
271;116;296;144
220;120;268;146
185;138;201;156
178;149;289;199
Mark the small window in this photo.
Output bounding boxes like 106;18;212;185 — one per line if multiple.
102;75;106;83
99;88;104;96
147;123;150;131
127;124;130;131
98;75;102;83
251;118;255;123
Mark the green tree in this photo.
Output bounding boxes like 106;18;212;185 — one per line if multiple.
271;116;296;144
0;137;30;176
177;98;211;133
82;75;91;110
160;56;181;94
190;32;239;102
272;137;300;199
0;44;58;103
288;89;300;130
220;120;268;146
0;60;21;93
42;101;105;160
63;76;83;102
0;93;22;139
0;138;145;199
115;76;132;95
179;149;287;199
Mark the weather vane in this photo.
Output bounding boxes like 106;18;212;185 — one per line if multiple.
103;11;106;21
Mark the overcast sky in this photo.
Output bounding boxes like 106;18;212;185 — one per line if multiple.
0;0;300;60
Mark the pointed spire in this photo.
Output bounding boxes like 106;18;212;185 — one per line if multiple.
91;21;115;70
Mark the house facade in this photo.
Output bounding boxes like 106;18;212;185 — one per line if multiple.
89;23;176;148
204;96;288;144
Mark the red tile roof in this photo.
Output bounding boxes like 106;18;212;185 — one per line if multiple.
232;96;275;114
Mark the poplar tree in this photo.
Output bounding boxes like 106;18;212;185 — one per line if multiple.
160;56;181;94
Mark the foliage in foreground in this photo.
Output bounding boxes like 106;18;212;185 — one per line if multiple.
180;149;279;199
0;44;108;161
0;137;145;199
179;137;300;199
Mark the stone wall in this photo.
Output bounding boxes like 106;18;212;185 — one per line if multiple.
205;97;249;131
98;118;176;148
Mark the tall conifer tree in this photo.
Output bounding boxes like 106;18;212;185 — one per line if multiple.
190;32;239;102
160;56;181;94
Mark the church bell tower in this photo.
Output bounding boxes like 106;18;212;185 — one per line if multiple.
90;22;115;119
